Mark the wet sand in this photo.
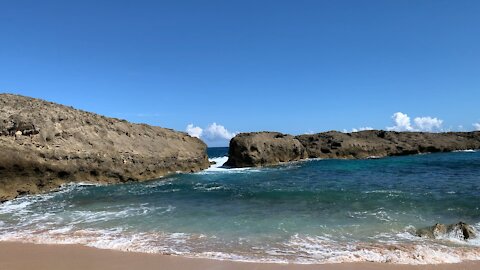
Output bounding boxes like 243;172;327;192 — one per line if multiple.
0;242;478;270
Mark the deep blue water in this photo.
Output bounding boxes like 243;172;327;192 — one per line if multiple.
0;149;479;263
207;147;229;158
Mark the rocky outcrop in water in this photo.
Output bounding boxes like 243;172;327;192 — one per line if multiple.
224;132;308;168
296;130;480;159
0;94;209;202
226;130;480;167
416;222;477;240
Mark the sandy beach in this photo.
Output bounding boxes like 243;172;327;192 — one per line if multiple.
0;242;478;270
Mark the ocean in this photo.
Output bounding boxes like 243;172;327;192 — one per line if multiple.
0;147;479;264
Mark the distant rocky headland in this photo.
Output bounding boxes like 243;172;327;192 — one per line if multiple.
225;130;480;168
0;94;209;202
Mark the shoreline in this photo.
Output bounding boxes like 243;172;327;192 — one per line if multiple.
0;241;479;270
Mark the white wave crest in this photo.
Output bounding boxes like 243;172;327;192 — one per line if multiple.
0;228;479;264
283;234;480;264
201;156;259;173
0;182;101;215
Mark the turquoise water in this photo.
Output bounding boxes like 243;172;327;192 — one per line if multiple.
0;148;479;264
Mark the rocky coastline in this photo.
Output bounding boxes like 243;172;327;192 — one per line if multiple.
3;94;480;202
225;130;480;168
0;94;209;202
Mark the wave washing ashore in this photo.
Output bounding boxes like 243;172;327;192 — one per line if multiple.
1;148;480;265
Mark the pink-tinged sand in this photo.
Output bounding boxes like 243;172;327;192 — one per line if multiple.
0;242;478;270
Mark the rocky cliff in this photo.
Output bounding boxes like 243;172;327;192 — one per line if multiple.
226;130;480;167
224;132;308;167
0;94;210;202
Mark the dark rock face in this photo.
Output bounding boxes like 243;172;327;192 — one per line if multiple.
416;222;477;240
224;132;308;168
226;130;480;168
0;94;210;202
296;130;480;159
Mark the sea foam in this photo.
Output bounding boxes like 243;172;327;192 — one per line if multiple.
201;156;259;173
1;225;480;265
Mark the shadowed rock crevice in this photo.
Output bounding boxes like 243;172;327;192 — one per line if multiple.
0;94;210;202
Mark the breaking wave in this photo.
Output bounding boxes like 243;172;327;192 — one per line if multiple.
0;223;479;264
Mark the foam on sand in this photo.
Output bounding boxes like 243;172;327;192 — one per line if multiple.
1;223;480;264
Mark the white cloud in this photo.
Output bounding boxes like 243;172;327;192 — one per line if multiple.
473;123;480;131
186;124;203;138
413;117;443;132
186;122;237;146
203;122;236;140
386;112;444;132
387;112;414;131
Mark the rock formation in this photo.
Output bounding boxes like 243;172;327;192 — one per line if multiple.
226;130;480;167
224;132;308;167
0;94;209;202
296;130;480;159
416;222;477;240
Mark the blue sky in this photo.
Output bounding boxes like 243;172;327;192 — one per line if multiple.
1;1;480;146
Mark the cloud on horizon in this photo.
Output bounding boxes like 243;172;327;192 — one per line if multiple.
387;112;414;131
413;116;443;132
186;123;236;146
343;127;374;133
186;124;203;138
473;122;480;131
387;112;443;132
